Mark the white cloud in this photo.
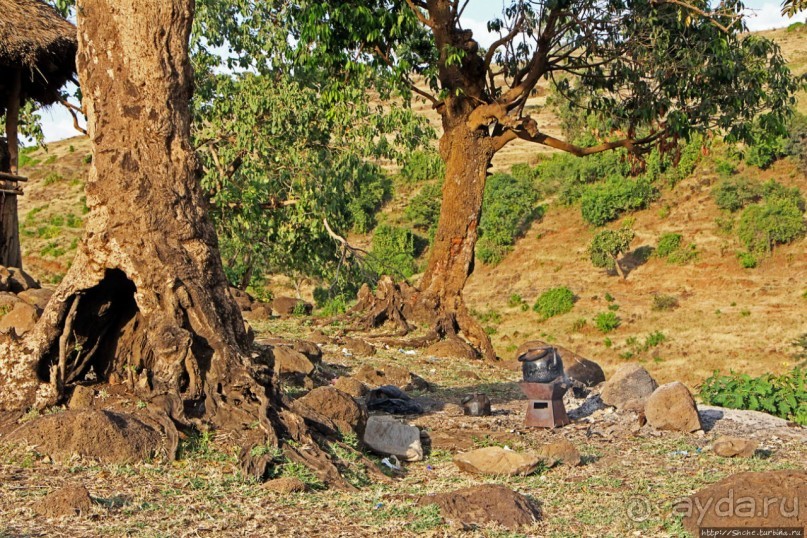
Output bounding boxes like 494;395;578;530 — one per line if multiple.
461;17;497;49
744;3;799;31
38;105;85;144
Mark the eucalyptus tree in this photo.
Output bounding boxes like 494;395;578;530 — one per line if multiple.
293;0;797;359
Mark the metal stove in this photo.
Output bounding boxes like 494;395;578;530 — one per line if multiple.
517;346;570;428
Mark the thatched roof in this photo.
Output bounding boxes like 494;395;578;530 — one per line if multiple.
0;0;77;106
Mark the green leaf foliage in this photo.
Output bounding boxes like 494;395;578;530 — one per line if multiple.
700;367;807;425
713;177;762;212
589;227;635;271
736;181;806;255
368;224;419;279
581;178;657;226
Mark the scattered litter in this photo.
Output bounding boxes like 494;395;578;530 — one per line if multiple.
669;450;690;457
426;465;434;471
398;349;417;355
341;348;353;357
381;455;402;471
374;502;383;510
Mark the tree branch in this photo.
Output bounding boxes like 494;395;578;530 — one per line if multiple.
404;0;433;28
649;0;740;33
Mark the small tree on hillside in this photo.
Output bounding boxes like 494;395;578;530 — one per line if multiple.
589;227;635;279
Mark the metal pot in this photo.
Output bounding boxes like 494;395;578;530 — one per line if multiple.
518;346;564;383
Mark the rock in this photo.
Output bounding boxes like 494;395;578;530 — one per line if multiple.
0;301;39;337
712;436;758;458
536;439;581;467
0;291;21;311
272;346;315;377
698;405;807;441
461;393;491;416
453;446;542;476
333;377;368;398
295;387;367;436
441;403;465;416
264;477;306;494
515;340;604;387
680;471;807;534
7;267;39;293
341;337;376;356
259;337;322;364
363;416;423;461
353;364;426;391
366;385;424;415
645;382;701;432
7;410;163;464
426;338;479;360
418;484;541;530
34;484;93;518
0;266;11;292
17;288;54;311
600;363;658;410
68;386;95;410
271;296;312;316
242;305;270;321
229;287;253;311
307;330;331;345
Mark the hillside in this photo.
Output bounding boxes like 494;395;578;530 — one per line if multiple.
14;28;807;391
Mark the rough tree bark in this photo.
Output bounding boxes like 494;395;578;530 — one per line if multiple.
0;0;348;485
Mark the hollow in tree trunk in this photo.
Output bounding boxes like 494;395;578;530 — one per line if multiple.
0;0;346;486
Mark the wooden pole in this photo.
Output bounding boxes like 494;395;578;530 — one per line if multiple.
6;69;21;175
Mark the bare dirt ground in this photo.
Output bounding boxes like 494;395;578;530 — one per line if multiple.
0;320;804;537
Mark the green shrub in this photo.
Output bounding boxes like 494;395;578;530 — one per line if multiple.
594;311;620;333
400;150;445;182
700;368;807;425
761;180;806;212
744;118;787;169
737;251;758;269
477;172;542;265
580;177;657;226
369;224;418;278
535;150;631;205
405;181;442;239
656;232;698;264
714;157;739;178
712;177;761;212
43;172;64;185
737;201;805;254
510;163;539;185
346;165;392;234
784;112;807;174
533;286;576;319
787;21;805;32
588;227;635;275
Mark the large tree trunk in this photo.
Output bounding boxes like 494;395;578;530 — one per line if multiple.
0;2;349;487
414;122;497;360
0;139;23;268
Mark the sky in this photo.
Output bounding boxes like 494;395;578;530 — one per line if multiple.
37;1;800;143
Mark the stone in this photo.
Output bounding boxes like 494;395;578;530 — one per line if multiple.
0;266;11;292
241;305;270;321
258;337;322;364
307;330;331;344
645;382;701;432
362;416;423;461
441;403;465;416
17;288;54;311
341;337;376;356
680;471;807;534
712;436;758;458
34;484;93;518
229;287;253;311
418;484;541;530
453;446;542;477
536;439;581;467
461;393;491;416
600;363;658;410
353;364;425;391
271;296;312;316
264;477;306;494
272;346;315;377
333;377;368;398
295;387;367;436
68;386;95;410
0;301;39;337
426;338;479;360
0;291;21;311
7;267;39;293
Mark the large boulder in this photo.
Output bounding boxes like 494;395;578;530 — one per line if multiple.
453;446;542;477
0;301;39;337
644;381;701;432
0;266;11;292
341;337;376;356
7;267;39;293
333;377;368;398
680;471;807;534
229;287;253;311
6;410;163;464
362;416;423;461
33;483;93;518
294;387;367;436
600;363;658;410
536;439;581;467
353;364;428;391
418;484;541;530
